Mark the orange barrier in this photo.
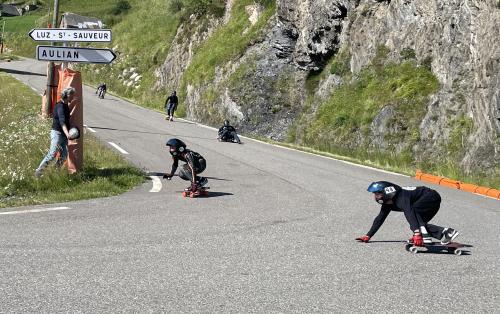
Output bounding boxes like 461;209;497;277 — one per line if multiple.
486;189;500;199
439;178;460;189
459;183;479;193
419;172;444;185
475;186;491;196
415;169;423;180
415;169;499;199
58;67;83;174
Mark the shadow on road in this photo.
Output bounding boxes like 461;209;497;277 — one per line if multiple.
175;191;233;198
366;240;407;243
146;173;231;182
0;68;46;77
164;119;197;125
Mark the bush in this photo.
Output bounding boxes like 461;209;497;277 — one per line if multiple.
330;48;351;76
110;0;131;15
400;47;416;60
170;0;226;21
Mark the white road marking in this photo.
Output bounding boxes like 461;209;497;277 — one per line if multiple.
149;176;162;192
84;125;96;133
108;142;129;154
0;206;70;216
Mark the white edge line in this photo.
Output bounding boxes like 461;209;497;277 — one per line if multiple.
149;176;162;193
0;206;70;215
178;117;408;178
84;125;97;133
108;142;129;154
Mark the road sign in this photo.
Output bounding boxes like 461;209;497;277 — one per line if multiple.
29;28;112;42
36;45;117;64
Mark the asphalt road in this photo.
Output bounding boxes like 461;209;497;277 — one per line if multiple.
1;59;499;313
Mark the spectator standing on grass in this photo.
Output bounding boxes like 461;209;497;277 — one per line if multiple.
35;87;76;177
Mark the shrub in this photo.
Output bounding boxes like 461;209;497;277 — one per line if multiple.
400;47;416;60
110;0;131;15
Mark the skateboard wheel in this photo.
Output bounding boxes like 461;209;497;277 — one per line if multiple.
182;191;188;197
454;249;462;256
189;192;195;198
409;247;418;254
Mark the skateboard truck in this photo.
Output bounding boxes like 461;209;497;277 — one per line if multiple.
404;240;465;255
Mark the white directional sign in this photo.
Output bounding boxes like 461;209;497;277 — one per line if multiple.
29;28;112;42
36;45;117;64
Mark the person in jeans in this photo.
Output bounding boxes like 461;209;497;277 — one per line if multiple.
35;87;76;177
356;181;460;246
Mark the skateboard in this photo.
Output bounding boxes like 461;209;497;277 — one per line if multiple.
405;241;465;255
182;186;209;198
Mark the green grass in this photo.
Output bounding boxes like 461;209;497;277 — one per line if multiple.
0;12;46;57
74;0;182;112
0;71;145;208
0;52;19;61
1;0;181;112
304;60;439;147
175;0;276;118
181;0;275;88
298;51;499;188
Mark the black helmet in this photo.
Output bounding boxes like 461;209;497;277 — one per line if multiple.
224;120;230;126
367;181;401;204
166;138;186;156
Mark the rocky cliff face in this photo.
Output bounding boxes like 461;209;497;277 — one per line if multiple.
347;0;500;173
155;0;500;175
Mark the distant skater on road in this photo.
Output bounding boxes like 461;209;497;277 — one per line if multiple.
165;91;178;121
356;181;460;247
97;82;107;99
218;120;241;144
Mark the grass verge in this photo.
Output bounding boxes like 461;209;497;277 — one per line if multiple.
0;70;145;208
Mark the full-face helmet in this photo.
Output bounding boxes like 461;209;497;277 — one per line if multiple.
367;181;401;204
166;138;186;156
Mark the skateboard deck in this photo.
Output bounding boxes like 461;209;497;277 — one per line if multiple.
405;241;465;255
182;186;209;198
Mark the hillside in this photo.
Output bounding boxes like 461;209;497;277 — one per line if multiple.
1;0;499;187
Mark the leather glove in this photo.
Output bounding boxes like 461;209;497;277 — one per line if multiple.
355;235;370;243
411;233;424;247
163;174;172;180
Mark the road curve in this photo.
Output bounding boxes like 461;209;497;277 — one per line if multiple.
1;59;499;312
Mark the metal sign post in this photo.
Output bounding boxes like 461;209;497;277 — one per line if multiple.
46;0;59;117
